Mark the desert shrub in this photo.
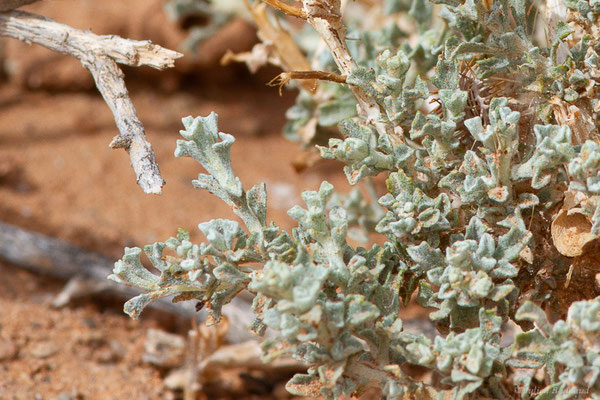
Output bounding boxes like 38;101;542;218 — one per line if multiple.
111;0;600;398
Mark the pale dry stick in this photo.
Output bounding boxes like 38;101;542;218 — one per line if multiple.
0;10;183;194
184;323;201;400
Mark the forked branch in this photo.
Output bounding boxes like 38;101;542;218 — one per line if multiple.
261;0;390;135
0;10;183;194
300;1;384;125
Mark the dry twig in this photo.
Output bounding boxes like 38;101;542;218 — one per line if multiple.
243;1;318;92
0;10;183;193
269;70;346;94
301;1;384;124
260;0;391;136
185;323;202;400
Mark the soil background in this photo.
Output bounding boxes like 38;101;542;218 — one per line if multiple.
0;1;351;399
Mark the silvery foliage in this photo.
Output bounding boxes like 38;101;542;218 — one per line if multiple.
376;169;452;246
511;299;600;399
416;215;525;330
397;309;511;399
112;0;600;398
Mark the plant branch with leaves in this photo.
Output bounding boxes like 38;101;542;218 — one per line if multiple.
112;0;600;398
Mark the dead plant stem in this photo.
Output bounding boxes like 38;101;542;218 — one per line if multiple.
0;10;182;193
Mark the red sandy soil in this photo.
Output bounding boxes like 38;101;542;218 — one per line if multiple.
0;1;350;398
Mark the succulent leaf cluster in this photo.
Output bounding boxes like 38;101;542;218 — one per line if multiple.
512;299;600;399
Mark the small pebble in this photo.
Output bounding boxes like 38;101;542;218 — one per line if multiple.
29;341;60;359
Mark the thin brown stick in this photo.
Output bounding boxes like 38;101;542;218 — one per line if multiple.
269;70;346;93
284;70;347;83
261;0;307;18
0;10;183;194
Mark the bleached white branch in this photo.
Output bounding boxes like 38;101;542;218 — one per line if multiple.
0;10;183;69
0;10;184;193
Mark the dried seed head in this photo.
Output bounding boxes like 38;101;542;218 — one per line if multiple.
551;209;595;257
